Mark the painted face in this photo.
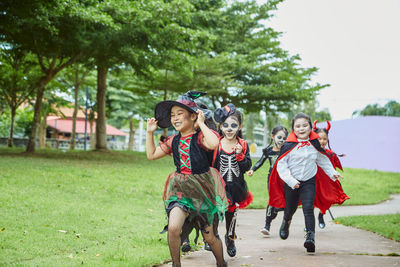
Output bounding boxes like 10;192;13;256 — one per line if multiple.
220;116;240;141
293;118;311;140
170;106;196;132
317;131;328;149
272;130;287;149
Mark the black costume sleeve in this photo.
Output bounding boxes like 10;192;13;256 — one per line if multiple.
251;151;267;172
237;143;252;173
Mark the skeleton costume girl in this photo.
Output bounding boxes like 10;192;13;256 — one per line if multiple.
212;103;253;257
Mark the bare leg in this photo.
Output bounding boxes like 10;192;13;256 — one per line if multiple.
168;207;188;267
203;224;226;266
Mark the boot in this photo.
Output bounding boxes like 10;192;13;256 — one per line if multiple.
304;231;315;253
217;260;228;267
318;212;326;229
279;219;291;240
225;234;236;257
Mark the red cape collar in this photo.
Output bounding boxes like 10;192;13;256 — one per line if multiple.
286;131;320;143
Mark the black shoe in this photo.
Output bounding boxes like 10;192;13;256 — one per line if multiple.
225;235;236;257
304;231;315;253
181;241;191;252
204;240;211;251
318;213;326;229
279;219;291;240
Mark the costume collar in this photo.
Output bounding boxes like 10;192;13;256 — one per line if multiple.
286;131;320;143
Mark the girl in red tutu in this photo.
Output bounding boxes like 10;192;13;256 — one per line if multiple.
313;120;348;229
146;91;228;267
211;103;253;257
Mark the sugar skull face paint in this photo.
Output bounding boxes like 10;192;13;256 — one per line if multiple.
273;130;287;148
220;116;240;141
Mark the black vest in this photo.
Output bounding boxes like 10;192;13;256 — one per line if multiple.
172;131;211;174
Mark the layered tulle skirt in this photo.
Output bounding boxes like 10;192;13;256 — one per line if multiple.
163;167;228;225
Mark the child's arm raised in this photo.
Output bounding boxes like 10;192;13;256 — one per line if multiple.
197;109;219;150
146;118;167;160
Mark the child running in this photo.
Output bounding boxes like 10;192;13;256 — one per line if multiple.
211;103;253;257
247;126;288;235
146;91;228;267
268;112;346;253
313;120;349;229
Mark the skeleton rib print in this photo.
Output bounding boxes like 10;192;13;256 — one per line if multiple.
220;153;240;182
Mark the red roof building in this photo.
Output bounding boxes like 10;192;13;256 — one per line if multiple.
46;107;127;139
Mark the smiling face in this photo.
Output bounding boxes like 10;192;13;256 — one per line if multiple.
293;118;312;140
220;116;241;141
272;130;287;149
170;106;196;133
317;130;328;149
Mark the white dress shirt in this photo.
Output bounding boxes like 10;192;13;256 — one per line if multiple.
277;138;339;189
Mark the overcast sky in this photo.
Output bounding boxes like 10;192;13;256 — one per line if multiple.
263;0;400;120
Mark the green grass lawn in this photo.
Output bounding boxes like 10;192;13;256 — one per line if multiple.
0;148;399;266
335;214;400;242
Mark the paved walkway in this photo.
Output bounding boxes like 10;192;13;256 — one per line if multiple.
159;195;400;267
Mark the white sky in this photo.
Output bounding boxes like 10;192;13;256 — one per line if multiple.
263;0;400;120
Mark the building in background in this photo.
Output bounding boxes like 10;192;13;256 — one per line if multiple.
317;116;400;173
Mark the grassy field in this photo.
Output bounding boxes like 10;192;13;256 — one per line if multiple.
336;214;400;242
0;148;399;266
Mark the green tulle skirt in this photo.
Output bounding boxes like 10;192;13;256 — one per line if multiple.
163;167;228;224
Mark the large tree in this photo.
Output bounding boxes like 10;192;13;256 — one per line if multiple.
82;0;202;150
0;47;39;147
0;0;106;152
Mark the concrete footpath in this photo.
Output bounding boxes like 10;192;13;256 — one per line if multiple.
159;195;400;267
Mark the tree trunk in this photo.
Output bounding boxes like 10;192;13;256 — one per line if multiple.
96;65;108;150
26;78;48;152
90;120;95;149
70;81;80;150
8;106;16;147
128;118;135;151
38;115;47;148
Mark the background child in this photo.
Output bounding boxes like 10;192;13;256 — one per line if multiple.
248;125;288;236
212;103;253;257
146;91;228;267
313;120;348;229
268;112;343;253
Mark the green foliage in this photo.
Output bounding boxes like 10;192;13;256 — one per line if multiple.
0;107;33;138
353;100;400;117
336;214;400;242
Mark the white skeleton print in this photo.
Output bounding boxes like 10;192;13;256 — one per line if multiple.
220;153;240;182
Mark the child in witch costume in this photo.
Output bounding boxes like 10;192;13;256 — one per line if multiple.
268;113;347;253
313;120;348;229
211;103;253;257
146;91;228;267
248;126;288;236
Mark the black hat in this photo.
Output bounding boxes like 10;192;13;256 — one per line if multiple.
213;103;236;123
155;91;206;128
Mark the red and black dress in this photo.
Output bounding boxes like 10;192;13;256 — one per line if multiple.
160;131;228;229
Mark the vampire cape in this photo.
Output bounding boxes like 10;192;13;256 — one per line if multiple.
268;131;349;214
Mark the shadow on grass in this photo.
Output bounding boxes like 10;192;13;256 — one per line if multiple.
0;146;144;163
